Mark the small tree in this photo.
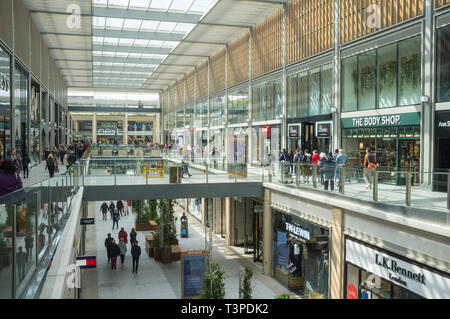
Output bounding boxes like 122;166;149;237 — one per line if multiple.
200;262;226;299
239;267;253;299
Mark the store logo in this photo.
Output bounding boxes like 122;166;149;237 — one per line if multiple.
352;115;401;127
438;121;450;128
97;128;123;136
367;4;381;29
375;254;425;287
285;222;310;241
66;4;81;29
0;73;9;92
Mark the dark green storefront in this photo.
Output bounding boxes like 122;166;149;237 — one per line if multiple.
341;112;421;185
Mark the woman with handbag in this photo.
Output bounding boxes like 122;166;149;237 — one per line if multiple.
363;148;376;189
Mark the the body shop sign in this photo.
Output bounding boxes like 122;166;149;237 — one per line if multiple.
341;112;421;128
345;239;450;298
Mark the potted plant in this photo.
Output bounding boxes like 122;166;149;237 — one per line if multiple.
200;262;226;299
154;246;161;261
160;244;172;263
239;267;253;299
135;200;152;231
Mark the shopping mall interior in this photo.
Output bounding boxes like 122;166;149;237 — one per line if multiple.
0;0;449;301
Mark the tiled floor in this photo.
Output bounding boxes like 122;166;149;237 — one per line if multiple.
89;201;295;299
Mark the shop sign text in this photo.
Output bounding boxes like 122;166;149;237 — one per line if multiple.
375;254;425;287
352;115;401;127
285;222;310;240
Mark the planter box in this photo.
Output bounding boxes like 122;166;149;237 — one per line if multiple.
149;220;158;231
168;239;179;246
161;246;172;263
170;245;181;261
149;247;154;257
135;223;153;231
154;249;161;261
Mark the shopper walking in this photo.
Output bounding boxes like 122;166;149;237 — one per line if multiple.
319;152;336;191
123;200;129;216
109;239;120;270
22;153;31;179
181;148;192;178
104;233;114;263
129;228;137;249
118;237;127;265
131;240;141;274
112;209;120;230
302;150;312;183
118;227;128;244
363;148;376;189
335;149;348;187
108;201;115;220
100;201;108;221
117;199;124;216
46;153;56;178
8;149;22;174
16;246;27;281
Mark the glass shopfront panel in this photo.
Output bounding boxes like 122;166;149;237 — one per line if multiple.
210;95;226;127
176;110;184;129
228;88;249;125
272;210;330;298
0;45;11;161
14;63;28;158
437;25;450;102
251;125;280;165
185;104;194;128
30;83;40;165
252;80;282;122
209;128;225;170
342;36;421;112
194;130;208;163
196;100;208;128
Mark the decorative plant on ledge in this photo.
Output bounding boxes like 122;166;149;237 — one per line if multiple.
200;262;226;299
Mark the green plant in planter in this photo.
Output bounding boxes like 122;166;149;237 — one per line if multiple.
239;267;253;299
157;199;177;247
200;262;226;299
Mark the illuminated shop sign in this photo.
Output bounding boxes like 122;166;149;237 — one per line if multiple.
285;222;310;241
97;128;123;136
345;239;450;299
341;113;421;128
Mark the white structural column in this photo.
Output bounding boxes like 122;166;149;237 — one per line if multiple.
193;66;198;152
422;0;434;184
207;57;211;155
92;113;97;144
332;0;341;149
263;188;272;275
224;44;229;164
155;112;161;144
123;113;128;144
281;3;287;151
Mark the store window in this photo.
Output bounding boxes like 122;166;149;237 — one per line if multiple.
176;110;184;128
14;62;28;158
272;210;330;298
0;45;11;161
196;100;208;128
252;80;281;122
210;95;225;127
185;104;194;128
287;63;334;119
358;51;377;110
30;83;40;164
228;88;249;125
341;36;421;112
437;25;450;102
377;44;398;108
398;37;421;106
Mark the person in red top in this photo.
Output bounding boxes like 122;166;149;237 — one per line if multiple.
311;150;320;164
118;228;128;244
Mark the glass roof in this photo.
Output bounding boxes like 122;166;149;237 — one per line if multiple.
92;0;218;88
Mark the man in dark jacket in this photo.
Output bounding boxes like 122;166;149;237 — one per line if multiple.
104;233;114;263
112;209;120;230
108;201;115;220
318;152;336;191
116;200;124;216
109;239;120;270
131;241;141;274
100;202;108;221
22;153;31;179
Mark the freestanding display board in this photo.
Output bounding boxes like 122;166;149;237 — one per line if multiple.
181;250;207;299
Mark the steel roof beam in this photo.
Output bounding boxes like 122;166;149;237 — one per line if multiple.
93;44;172;55
93;29;184;42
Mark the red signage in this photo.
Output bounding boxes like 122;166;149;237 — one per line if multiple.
261;126;270;135
347;284;357;299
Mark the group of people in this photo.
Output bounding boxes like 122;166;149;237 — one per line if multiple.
100;200;129;229
44;141;88;178
279;147;377;190
104;228;141;273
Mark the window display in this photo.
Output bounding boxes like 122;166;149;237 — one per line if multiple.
437;25;450;102
272;210;329;298
0;45;11;161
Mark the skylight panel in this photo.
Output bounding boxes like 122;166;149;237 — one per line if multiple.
108;0;130;8
93;17;106;28
93;37;104;44
149;0;171;10
162;41;180;48
140;20;159;31
149;40;164;47
119;38;135;46
93;0;108;6
157;22;177;32
115;52;129;57
103;37;120;45
102;51;116;57
128;53;142;58
189;0;216;14
169;0;188;12
123;19;142;30
106;17;124;29
128;0;151;9
133;39;149;46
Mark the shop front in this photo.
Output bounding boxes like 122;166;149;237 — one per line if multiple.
228;127;248;177
251;124;280;166
0;44;11;161
434;110;450;192
345;238;450;299
287;117;332;154
272;209;330;298
188;198;202;221
341;112;421;185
